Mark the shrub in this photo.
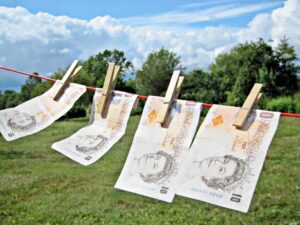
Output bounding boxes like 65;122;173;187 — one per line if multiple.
130;99;144;116
294;92;300;113
266;96;296;113
61;106;86;119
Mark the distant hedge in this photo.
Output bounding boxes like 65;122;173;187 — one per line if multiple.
266;96;297;113
295;92;300;113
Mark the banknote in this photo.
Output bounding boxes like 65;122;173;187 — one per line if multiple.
0;81;86;141
176;105;280;212
52;89;137;166
115;96;202;202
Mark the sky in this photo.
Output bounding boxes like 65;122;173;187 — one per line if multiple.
0;0;299;91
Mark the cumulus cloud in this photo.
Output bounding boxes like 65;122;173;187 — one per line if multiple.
271;0;300;54
0;0;299;91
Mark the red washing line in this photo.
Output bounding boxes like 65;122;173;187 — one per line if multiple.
0;66;299;118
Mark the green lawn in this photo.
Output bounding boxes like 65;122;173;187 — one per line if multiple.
0;116;299;225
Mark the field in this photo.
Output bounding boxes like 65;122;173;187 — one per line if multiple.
0;115;299;225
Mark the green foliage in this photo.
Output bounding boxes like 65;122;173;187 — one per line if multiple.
0;90;22;109
0;117;299;224
21;75;41;100
123;78;137;94
294;92;300;113
62;105;87;119
20;73;53;102
78;49;133;89
207;38;298;105
273;37;298;96
136;48;182;96
266;96;296;113
181;70;216;103
131;98;145;115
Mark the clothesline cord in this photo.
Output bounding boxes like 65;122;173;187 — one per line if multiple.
1;66;299;118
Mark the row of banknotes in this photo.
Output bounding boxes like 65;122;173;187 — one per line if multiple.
0;81;280;212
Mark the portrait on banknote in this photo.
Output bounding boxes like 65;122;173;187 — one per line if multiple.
188;155;246;190
72;134;108;154
6;110;37;132
129;150;175;184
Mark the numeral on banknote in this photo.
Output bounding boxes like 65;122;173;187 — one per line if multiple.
160;186;169;194
230;193;242;203
8;132;15;137
259;111;274;119
84;156;92;160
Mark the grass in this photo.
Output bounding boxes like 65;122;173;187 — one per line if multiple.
0;115;299;225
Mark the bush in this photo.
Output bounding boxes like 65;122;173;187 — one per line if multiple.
130;99;144;116
294;92;300;113
266;96;296;113
62;106;87;119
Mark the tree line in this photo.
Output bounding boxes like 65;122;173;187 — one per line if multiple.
0;38;299;116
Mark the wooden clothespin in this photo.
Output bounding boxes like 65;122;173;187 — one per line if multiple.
156;70;184;125
97;63;120;116
51;60;82;101
233;83;263;129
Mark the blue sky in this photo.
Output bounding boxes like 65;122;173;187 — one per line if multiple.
0;0;299;91
1;0;283;26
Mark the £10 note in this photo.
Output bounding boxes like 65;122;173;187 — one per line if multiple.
115;96;201;202
0;81;86;141
176;105;280;212
52;89;137;166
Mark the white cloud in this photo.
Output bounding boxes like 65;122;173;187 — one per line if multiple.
59;48;71;55
121;1;281;26
181;0;235;9
0;0;299;91
271;0;300;53
237;0;300;55
237;13;273;41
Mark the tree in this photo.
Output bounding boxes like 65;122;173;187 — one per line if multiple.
0;90;22;109
78;49;133;89
20;73;53;102
21;73;41;101
136;48;182;96
181;69;216;103
209;38;298;105
273;37;298;96
0;91;4;109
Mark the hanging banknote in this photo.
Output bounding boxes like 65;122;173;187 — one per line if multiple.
176;105;280;212
0;81;86;141
52;89;137;166
115;96;201;202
